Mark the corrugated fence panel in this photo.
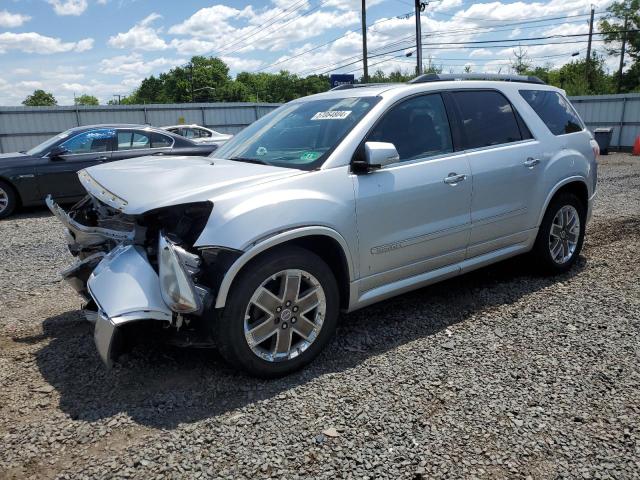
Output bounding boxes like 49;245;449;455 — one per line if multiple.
569;93;640;149
79;108;146;126
1;96;638;153
145;107;204;127
0;102;280;153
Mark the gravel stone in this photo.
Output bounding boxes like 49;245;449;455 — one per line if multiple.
0;153;639;479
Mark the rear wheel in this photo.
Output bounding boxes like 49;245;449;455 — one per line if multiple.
214;246;339;378
0;180;17;219
532;192;586;274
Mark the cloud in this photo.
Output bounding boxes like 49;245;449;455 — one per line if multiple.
99;53;186;77
0;10;31;27
168;4;253;38
221;56;263;71
108;13;168;50
169;4;359;56
47;0;88;16
0;32;94;54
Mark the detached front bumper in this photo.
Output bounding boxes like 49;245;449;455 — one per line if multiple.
88;245;172;366
48;196;218;367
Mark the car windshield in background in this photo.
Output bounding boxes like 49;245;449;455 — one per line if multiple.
212;96;380;170
26;130;73;156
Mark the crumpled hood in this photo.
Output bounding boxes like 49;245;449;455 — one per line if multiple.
83;155;302;215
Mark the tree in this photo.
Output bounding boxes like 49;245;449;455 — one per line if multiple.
75;94;99;106
22;89;57;106
599;0;640;92
511;46;532;75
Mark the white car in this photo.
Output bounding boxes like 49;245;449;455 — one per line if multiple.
162;124;233;146
51;74;597;377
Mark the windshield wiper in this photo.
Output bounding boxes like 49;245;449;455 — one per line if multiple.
228;157;269;165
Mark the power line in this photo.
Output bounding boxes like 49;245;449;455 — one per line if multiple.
298;25;637;77
345;49;585;74
213;0;309;56
219;0;337;58
306;38;611;76
252;9;414;73
290;14;603;76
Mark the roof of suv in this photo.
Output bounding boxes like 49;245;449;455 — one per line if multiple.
298;76;560;102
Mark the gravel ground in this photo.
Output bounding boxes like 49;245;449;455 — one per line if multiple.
0;153;639;479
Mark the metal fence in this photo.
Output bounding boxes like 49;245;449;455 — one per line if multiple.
1;94;639;153
569;93;640;149
0;102;280;153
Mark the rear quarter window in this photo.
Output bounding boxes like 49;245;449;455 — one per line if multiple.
451;90;524;149
519;90;584;136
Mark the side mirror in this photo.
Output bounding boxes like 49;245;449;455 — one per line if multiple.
353;141;400;173
48;145;68;159
357;141;399;172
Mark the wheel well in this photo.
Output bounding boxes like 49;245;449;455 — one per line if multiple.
551;181;588;211
287;235;351;309
0;177;21;207
225;235;352;310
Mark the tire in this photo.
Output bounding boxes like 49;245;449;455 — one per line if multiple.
214;245;339;378
0;180;18;219
532;192;586;274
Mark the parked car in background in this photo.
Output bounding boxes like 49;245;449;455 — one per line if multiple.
50;74;597;377
0;124;217;218
163;124;233;146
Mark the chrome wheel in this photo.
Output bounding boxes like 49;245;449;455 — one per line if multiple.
0;187;8;214
549;205;581;264
244;269;326;362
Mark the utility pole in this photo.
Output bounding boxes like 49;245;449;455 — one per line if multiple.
617;15;628;93
188;63;195;103
415;0;425;75
361;0;368;83
585;5;595;90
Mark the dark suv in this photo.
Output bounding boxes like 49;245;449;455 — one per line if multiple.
0;124;216;218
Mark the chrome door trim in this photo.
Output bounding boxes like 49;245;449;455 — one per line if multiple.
370;222;470;255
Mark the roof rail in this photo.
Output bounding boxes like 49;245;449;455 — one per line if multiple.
408;73;545;85
330;82;393;91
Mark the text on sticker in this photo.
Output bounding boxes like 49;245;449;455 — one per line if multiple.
311;111;352;120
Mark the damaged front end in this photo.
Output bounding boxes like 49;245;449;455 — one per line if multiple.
48;189;238;367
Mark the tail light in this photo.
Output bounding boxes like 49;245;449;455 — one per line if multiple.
590;139;600;162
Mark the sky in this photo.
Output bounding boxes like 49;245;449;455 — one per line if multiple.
0;0;621;105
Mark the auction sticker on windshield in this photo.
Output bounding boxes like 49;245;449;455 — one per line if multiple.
311;111;352;120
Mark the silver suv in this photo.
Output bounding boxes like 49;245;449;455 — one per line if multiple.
50;74;598;377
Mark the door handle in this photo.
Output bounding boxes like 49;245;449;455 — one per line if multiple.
444;173;467;185
524;157;541;168
96;156;109;162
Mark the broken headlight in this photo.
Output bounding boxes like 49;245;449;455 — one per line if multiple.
158;233;202;314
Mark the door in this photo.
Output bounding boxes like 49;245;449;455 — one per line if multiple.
111;129;174;162
353;93;472;291
449;90;544;258
36;128;114;200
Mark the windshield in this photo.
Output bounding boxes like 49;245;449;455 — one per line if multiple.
212;96;380;170
26;130;73;156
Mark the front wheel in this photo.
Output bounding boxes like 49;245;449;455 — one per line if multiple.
214;246;339;378
0;180;17;219
532;192;586;274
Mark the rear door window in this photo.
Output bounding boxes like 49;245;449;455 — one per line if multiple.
451;91;523;149
368;93;454;162
150;132;173;148
519;90;584;135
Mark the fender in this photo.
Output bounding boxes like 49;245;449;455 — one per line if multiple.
214;226;355;309
537;175;589;226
